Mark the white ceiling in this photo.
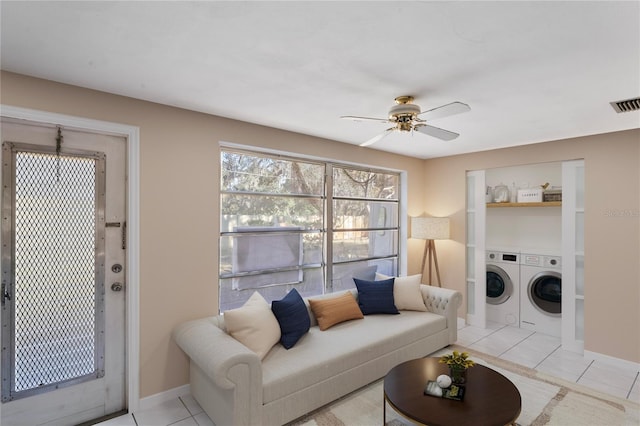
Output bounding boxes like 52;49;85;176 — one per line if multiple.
1;1;639;159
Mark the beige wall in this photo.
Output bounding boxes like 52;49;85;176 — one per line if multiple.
2;71;638;397
0;72;426;397
423;130;640;363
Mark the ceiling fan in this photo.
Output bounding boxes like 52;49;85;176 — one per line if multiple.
341;96;471;147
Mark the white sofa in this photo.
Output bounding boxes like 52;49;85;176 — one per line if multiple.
173;285;462;426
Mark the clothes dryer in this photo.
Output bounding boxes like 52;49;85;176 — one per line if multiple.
520;253;562;337
486;250;520;326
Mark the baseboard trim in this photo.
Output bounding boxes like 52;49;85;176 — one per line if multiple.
138;384;191;412
457;317;466;329
584;350;640;372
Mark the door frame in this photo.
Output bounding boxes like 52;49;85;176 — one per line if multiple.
0;104;141;414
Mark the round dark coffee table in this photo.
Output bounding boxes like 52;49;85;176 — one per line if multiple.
384;357;521;426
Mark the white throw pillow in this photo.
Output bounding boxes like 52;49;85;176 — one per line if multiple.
224;292;281;359
376;273;428;312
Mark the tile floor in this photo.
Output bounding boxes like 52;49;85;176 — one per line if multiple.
100;323;640;426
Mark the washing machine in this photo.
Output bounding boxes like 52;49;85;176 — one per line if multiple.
520;252;562;337
486;249;520;326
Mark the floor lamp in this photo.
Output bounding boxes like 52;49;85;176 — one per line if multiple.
411;217;450;287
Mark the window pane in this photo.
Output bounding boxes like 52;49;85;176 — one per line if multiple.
222;151;324;195
333;230;398;262
221;194;323;231
220;232;322;275
219;149;401;312
331;259;397;292
333;167;398;199
333;200;398;229
219;268;324;311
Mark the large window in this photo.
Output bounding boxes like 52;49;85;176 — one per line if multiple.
219;149;400;312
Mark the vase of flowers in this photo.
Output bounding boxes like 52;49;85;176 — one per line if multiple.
439;350;475;384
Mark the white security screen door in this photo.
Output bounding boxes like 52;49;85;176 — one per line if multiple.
0;120;126;425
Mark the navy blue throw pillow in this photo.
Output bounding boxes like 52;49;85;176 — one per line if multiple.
353;278;399;315
271;288;310;349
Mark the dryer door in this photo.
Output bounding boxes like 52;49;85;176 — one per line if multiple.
486;265;513;305
528;271;562;315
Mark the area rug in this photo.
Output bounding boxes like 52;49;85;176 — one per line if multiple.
288;345;639;426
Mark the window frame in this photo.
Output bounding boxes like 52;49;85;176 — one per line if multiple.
219;145;405;312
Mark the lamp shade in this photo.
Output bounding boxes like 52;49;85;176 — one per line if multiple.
411;217;450;240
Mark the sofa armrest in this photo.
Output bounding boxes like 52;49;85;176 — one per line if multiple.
173;317;263;425
420;285;463;344
173;317;262;390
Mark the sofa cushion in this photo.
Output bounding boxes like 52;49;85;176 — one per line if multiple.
353;278;399;315
271;288;310;349
308;291;364;331
261;311;447;404
376;273;428;312
224;291;281;359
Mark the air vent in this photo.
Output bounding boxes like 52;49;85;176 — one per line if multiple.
610;97;640;113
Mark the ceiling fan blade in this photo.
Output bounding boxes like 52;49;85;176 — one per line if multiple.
414;124;459;141
360;127;395;147
341;115;391;124
418;102;470;121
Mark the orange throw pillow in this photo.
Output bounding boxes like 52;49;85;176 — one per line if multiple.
308;291;364;331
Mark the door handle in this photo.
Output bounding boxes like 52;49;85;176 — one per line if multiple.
1;282;9;305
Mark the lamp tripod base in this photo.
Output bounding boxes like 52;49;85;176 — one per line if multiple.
421;239;442;287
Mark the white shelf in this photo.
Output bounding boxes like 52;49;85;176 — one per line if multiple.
486;201;561;208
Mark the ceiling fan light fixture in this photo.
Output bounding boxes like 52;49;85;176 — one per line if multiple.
388;103;421;119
